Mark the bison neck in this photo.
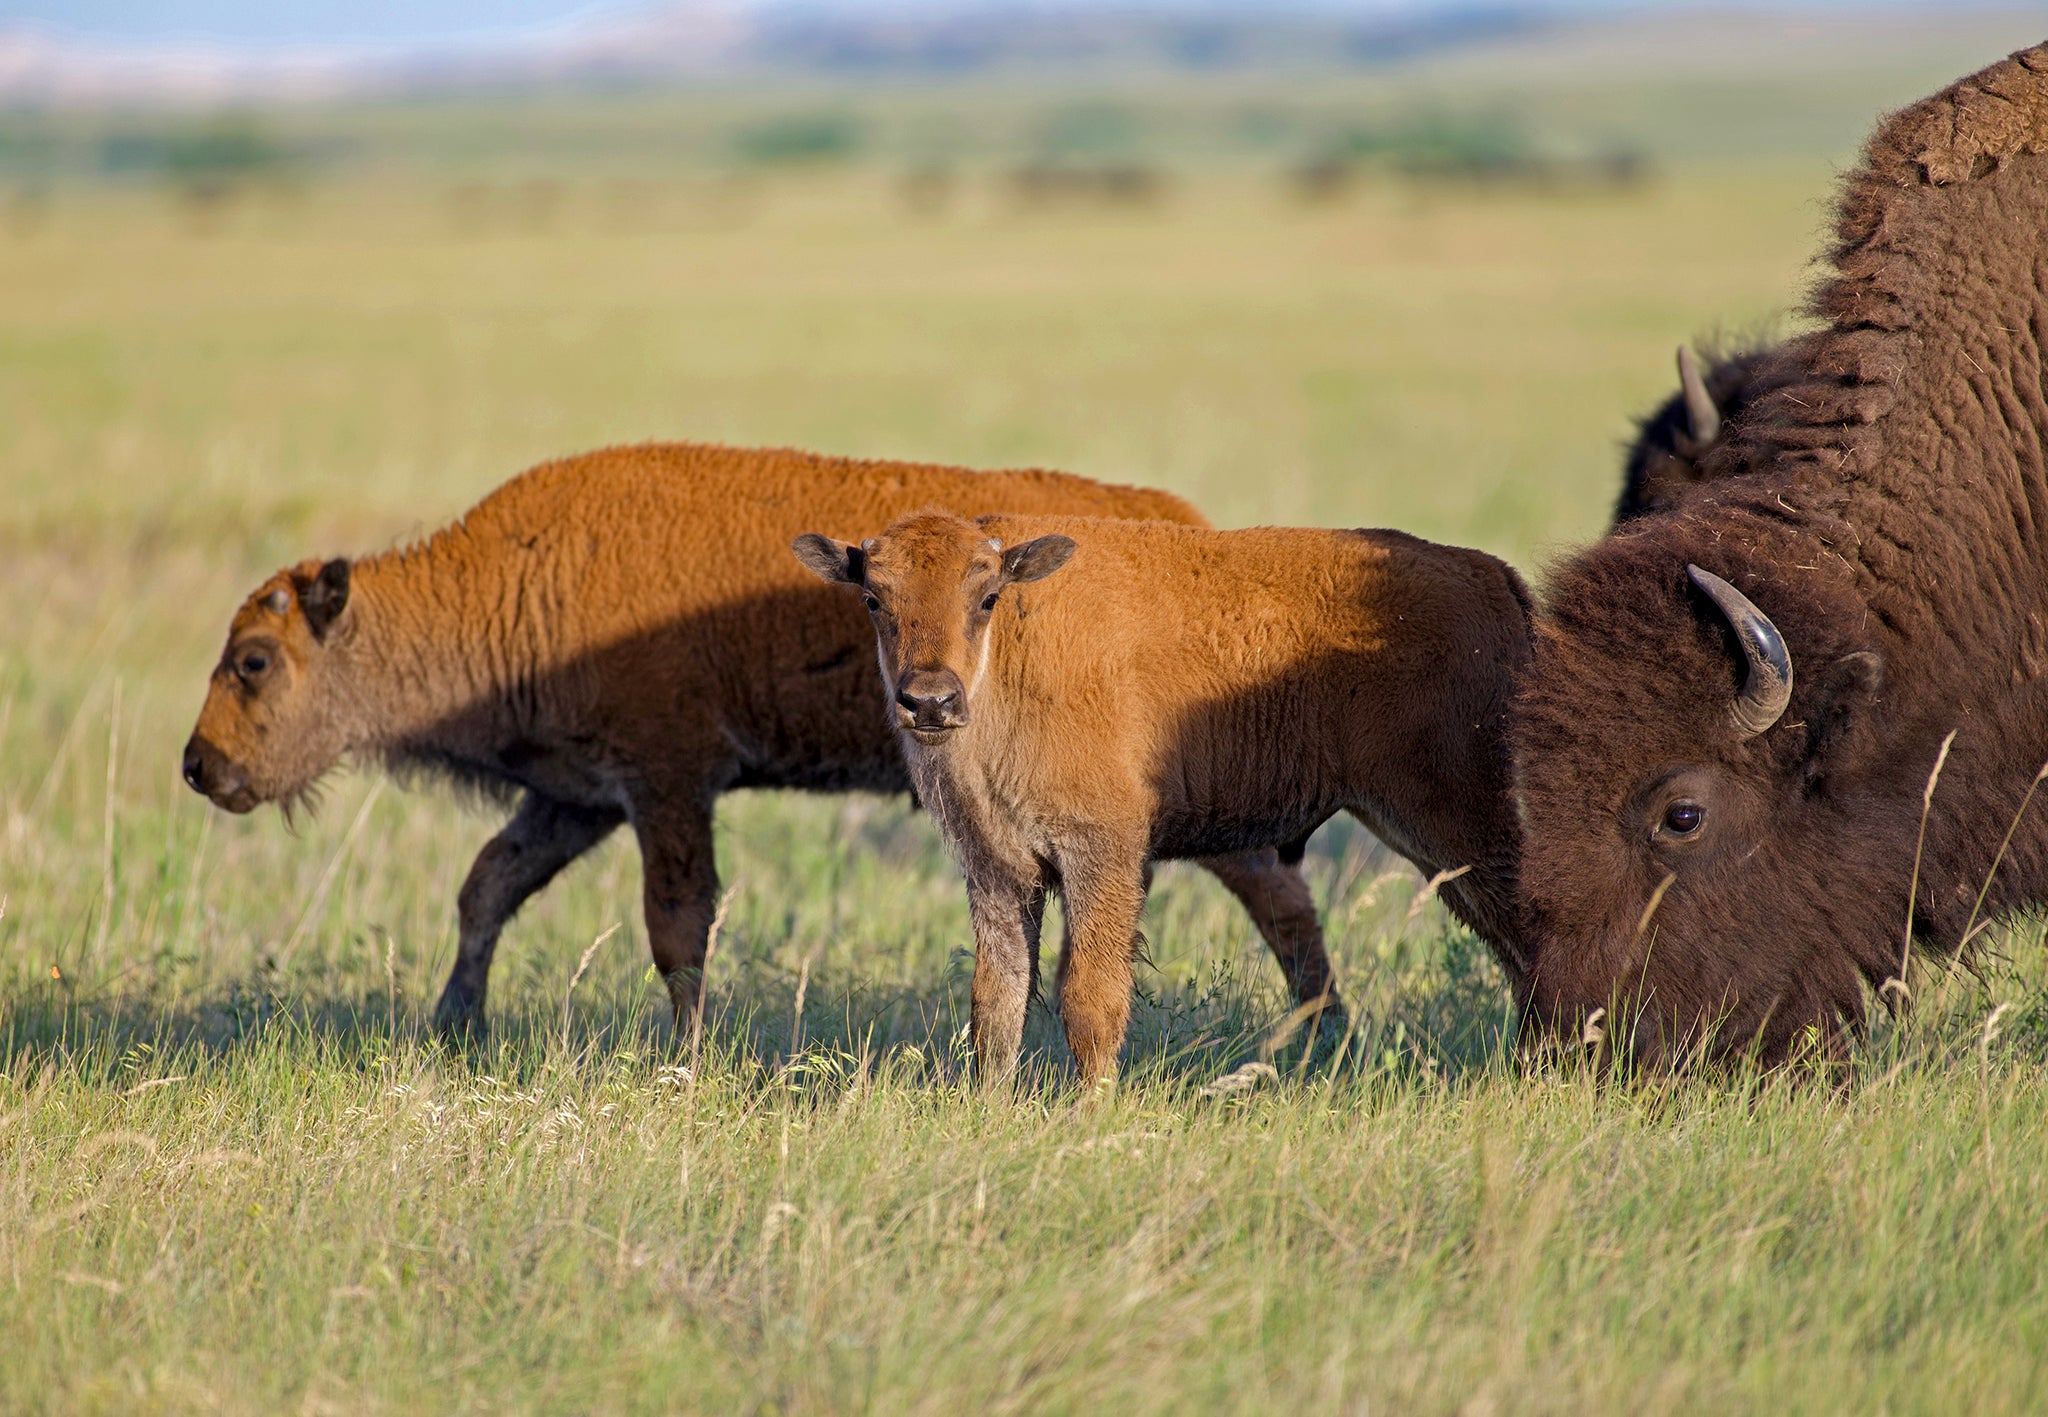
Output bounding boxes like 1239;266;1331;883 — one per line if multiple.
1720;48;2048;687
329;542;604;802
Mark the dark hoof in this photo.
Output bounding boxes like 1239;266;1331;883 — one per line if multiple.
1310;998;1350;1032
432;987;485;1040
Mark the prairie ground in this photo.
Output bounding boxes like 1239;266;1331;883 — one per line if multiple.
4;142;2047;1412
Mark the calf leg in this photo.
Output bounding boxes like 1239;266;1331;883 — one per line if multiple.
1051;861;1143;1012
1058;846;1150;1087
434;793;623;1034
632;797;724;1037
968;870;1048;1088
1198;848;1343;1021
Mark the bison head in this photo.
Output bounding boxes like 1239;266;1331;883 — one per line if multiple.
792;511;1074;745
183;557;356;816
1510;525;1934;1066
1614;345;1780;526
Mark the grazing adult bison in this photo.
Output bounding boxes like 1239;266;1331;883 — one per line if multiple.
794;511;1531;1085
181;443;1345;1032
1613;344;1781;524
1514;42;2048;1064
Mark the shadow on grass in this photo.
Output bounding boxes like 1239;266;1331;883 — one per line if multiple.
9;939;2042;1105
0;923;1527;1101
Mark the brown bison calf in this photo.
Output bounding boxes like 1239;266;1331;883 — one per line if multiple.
181;442;1343;1032
794;511;1531;1085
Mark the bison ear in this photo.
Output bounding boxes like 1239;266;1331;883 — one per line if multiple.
791;533;864;585
1001;535;1076;585
296;558;351;642
1801;651;1884;789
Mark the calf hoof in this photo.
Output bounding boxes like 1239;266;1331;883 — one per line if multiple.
1307;995;1350;1034
1075;1070;1119;1104
432;985;485;1040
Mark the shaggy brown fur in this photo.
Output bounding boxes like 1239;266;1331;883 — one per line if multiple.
796;511;1531;1086
182;442;1345;1030
1514;42;2048;1064
1613;344;1784;524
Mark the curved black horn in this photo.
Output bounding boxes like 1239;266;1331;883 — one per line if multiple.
1687;564;1793;739
1677;346;1721;446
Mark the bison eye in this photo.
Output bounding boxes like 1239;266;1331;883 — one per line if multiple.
1660;800;1705;838
861;594;881;614
980;592;999;613
238;652;271;680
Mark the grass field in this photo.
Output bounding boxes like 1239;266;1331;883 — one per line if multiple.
5;120;2048;1412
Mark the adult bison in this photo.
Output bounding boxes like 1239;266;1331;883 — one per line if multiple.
1613;344;1781;524
180;442;1342;1032
794;511;1531;1085
1514;43;2048;1064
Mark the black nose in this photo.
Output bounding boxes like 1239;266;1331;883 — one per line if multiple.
894;672;968;730
896;685;961;716
181;739;207;793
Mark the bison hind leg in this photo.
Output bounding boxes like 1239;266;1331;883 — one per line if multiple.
629;798;729;1043
1197;847;1345;1028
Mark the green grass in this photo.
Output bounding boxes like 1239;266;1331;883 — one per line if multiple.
4;144;2047;1413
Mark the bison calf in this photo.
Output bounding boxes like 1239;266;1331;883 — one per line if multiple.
795;511;1531;1086
181;442;1348;1034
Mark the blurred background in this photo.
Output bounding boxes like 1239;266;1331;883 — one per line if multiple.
4;1;2040;549
6;1;2041;546
1;1;2043;1027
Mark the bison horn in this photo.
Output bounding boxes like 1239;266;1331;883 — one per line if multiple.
1687;565;1793;739
1677;346;1721;446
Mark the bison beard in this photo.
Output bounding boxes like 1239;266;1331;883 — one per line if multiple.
1515;40;2048;1065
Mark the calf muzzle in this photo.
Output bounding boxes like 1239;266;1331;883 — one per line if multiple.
894;670;968;738
181;735;256;813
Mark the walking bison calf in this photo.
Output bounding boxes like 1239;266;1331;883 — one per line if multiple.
794;511;1531;1085
1513;42;2048;1065
181;442;1344;1031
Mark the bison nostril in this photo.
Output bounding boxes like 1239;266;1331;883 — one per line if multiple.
896;675;967;725
181;750;204;791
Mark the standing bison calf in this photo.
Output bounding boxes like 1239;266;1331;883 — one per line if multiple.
181;442;1344;1033
795;511;1531;1085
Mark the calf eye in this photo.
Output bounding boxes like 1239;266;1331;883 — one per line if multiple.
238;652;271;680
1660;800;1705;838
861;594;881;614
981;593;999;612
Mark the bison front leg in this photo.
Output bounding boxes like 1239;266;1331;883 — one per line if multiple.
1197;848;1344;1025
632;800;724;1040
435;793;624;1035
1057;845;1150;1088
966;868;1047;1089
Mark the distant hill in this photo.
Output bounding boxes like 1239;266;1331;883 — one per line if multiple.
5;2;2037;109
0;3;1630;106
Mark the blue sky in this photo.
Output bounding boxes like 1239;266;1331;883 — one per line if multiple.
0;0;1960;52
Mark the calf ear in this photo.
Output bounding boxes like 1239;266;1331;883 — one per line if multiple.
1801;651;1884;789
791;534;864;585
1001;535;1076;585
295;559;351;641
